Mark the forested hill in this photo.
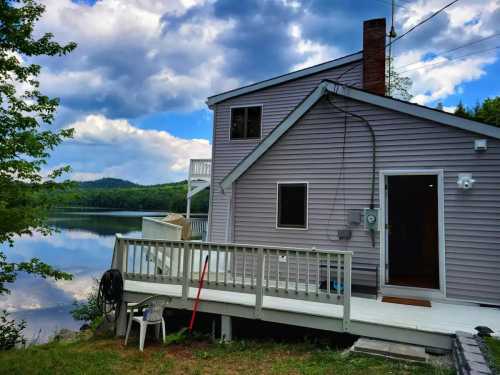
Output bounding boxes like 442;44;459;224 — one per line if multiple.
77;178;139;189
63;179;208;213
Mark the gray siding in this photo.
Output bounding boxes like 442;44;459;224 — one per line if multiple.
209;61;363;242
232;96;500;305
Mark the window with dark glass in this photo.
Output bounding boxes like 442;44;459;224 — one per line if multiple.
230;106;261;139
277;183;308;229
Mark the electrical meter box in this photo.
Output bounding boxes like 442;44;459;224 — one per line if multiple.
364;208;379;231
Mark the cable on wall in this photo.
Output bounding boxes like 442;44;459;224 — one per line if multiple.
326;92;378;247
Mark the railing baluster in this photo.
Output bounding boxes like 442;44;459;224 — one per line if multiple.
161;244;166;277
207;244;211;284
337;254;341;297
146;243;150;277
251;247;255;289
139;243;144;276
286;250;289;292
224;245;228;286
306;252;309;295
242;247;246;288
154;243;158;278
190;242;195;282
296;251;299;294
168;243;173;279
132;244;136;274
215;245;220;285
316;252;320;296
198;244;203;281
266;249;270;290
327;253;331;296
176;243;181;281
276;251;279;292
232;246;236;287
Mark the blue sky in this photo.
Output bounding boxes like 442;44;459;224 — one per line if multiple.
33;0;500;184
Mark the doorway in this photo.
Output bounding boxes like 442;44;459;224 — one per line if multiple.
386;174;440;290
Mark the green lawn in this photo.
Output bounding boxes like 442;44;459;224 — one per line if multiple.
485;336;500;373
0;335;454;375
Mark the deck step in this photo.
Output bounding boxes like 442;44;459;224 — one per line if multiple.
351;338;429;362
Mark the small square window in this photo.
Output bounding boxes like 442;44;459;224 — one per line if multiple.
277;183;308;229
230;106;261;140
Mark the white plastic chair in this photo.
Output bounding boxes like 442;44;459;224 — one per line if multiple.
124;295;171;351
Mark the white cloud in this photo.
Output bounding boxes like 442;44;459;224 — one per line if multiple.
60;114;211;183
404;54;496;105
290;24;342;71
33;0;238;117
393;0;500;105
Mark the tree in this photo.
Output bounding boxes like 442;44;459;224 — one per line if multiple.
453;97;500;128
386;57;413;101
0;0;77;295
475;97;500;127
454;100;471;119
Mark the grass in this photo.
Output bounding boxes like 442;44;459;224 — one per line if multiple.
485;336;500;373
0;333;454;375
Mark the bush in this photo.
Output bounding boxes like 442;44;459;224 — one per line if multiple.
70;281;102;324
0;310;26;350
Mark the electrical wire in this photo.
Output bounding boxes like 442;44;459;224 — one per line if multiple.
388;0;461;47
326;93;377;247
397;45;500;74
394;33;500;71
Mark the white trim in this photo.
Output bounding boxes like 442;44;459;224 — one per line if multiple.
378;169;446;300
228;104;263;142
206;53;363;106
221;83;328;190
275;181;309;230
221;80;500;190
224;185;233;242
326;82;500;140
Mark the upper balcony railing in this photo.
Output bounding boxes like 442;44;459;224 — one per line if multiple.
189;159;211;181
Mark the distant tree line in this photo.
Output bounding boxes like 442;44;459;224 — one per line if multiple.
62;179;209;213
453;96;500;127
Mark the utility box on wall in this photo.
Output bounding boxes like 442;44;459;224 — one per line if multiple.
364;208;379;231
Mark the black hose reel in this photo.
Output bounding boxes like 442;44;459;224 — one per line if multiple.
97;269;124;322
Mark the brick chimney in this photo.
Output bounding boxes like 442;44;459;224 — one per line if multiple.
363;18;386;96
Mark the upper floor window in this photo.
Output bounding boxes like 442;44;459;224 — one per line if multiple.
230;106;262;140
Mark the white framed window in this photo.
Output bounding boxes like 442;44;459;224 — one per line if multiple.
276;182;308;229
230;105;262;140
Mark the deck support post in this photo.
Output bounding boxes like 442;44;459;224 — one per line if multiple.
182;241;190;302
343;253;352;332
220;315;232;343
255;247;264;319
116;301;128;337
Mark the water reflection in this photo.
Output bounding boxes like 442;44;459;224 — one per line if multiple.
0;210;165;343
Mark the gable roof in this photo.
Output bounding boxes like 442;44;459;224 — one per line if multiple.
206;52;363;107
220;80;500;190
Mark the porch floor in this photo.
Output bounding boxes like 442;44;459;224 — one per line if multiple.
124;280;500;339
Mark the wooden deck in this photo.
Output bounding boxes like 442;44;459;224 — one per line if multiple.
113;236;500;350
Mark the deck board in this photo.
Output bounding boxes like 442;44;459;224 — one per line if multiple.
124;280;500;338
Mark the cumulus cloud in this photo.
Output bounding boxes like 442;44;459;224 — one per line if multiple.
392;0;500;104
51;114;211;184
27;0;499;182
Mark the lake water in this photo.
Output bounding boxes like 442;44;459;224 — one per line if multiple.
0;209;167;343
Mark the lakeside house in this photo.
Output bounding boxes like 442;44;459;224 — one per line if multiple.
114;18;500;351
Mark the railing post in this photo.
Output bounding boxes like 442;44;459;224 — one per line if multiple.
254;247;264;319
182;241;191;301
113;234;128;337
343;252;352;332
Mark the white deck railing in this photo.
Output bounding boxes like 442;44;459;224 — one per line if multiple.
112;235;352;329
189;217;208;240
189;159;211;181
